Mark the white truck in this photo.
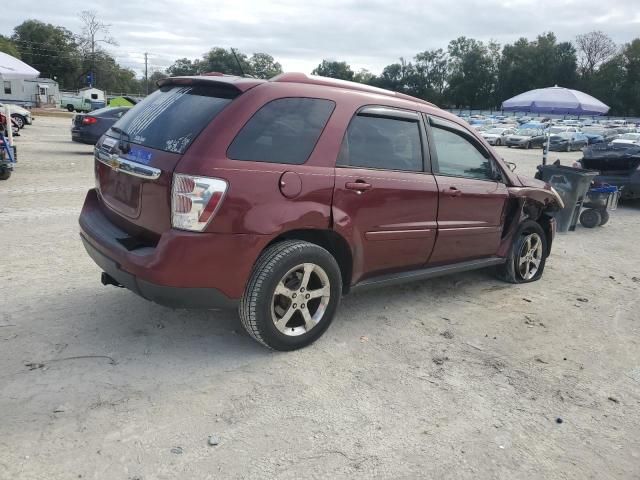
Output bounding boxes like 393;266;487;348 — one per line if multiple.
60;88;105;113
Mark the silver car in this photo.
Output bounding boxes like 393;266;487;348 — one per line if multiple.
481;127;517;146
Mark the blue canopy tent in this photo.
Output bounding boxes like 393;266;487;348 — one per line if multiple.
502;86;610;164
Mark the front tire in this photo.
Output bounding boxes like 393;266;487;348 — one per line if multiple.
0;168;11;180
11;114;24;129
496;220;548;284
239;240;342;351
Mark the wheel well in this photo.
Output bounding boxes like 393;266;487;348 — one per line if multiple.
537;214;553;257
505;198;554;256
266;229;353;293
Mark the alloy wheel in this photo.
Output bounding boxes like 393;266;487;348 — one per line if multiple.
271;263;331;336
518;233;543;280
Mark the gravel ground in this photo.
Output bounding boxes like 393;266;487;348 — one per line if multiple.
1;117;639;480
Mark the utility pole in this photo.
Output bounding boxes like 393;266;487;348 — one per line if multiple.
144;52;149;95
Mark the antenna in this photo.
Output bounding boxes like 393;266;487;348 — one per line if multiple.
230;48;245;77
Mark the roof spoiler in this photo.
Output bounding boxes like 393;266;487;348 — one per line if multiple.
157;75;266;93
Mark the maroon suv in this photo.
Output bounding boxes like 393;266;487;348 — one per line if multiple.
79;73;562;350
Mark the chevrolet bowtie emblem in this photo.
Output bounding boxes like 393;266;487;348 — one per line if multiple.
108;154;121;170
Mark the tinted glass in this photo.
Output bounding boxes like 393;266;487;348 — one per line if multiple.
228;98;335;165
109;84;236;154
337;115;422;171
432;127;494;181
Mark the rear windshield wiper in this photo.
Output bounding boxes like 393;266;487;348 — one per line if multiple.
110;126;131;153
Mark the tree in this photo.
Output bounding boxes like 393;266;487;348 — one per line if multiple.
166;58;201;76
0;35;20;58
248;53;282;79
12;20;80;88
497;33;578;104
589;55;627;114
621;39;640;115
146;70;168;92
371;58;416;95
575;31;618;77
446;37;495;108
200;47;250;76
353;68;375;84
77;10;117;87
311;60;354;80
413;48;449;103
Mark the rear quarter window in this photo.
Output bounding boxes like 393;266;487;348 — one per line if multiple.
110;84;236;154
227;97;335;165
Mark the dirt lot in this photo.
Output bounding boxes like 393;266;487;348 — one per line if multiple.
1;117;639;480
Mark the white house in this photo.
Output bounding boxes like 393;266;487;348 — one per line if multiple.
0;52;60;107
1;77;61;107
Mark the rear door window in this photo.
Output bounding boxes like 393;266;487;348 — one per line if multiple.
109;84;237;154
337;114;423;172
227;98;335;165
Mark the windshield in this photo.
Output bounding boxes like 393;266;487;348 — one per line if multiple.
582;128;603;135
554;133;572;139
108;84;236;154
549;127;567;133
485;128;505;134
620;133;640;140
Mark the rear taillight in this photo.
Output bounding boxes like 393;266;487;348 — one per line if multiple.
171;174;227;231
82;116;98;125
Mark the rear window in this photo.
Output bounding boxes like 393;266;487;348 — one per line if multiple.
227;97;335;165
109;84;236;154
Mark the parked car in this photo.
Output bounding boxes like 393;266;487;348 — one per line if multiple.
611;133;640;146
548;126;579;134
0;103;32;129
505;128;547;149
71;107;130;145
548;132;589;152
577;144;640;199
79;73;563;350
481;127;517;146
581;127;606;145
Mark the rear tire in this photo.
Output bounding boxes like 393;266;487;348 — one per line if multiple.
496;220;548;284
579;209;601;228
66;105;74;112
0;168;11;180
239;240;342;351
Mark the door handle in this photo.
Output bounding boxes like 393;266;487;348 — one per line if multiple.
445;186;462;197
345;181;372;193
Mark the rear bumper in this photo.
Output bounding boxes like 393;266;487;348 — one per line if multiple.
79;189;269;309
71;128;99;145
80;235;237;308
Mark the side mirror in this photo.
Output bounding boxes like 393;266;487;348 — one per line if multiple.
506;161;517;172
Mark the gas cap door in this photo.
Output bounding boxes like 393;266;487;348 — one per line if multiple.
279;171;302;198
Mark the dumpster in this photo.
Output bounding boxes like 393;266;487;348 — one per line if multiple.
537;165;598;232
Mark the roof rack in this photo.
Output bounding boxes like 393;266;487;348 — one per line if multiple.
271;72;436;107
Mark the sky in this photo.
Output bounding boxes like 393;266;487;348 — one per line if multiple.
3;0;639;77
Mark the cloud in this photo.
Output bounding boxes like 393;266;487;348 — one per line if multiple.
3;0;639;75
